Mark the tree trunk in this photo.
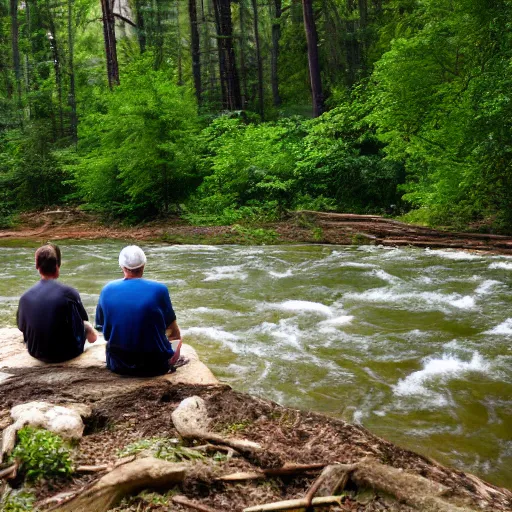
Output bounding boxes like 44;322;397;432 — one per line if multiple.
251;0;264;118
153;0;164;69
67;0;77;142
100;0;120;87
358;0;367;72
189;0;202;102
134;0;146;53
48;14;64;137
302;0;323;117
270;0;281;107
177;0;183;84
238;0;247;107
10;0;22;115
212;0;242;110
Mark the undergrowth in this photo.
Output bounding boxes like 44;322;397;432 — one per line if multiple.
9;427;73;483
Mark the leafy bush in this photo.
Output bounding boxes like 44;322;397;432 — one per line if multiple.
10;427;73;483
0;490;35;512
74;55;200;221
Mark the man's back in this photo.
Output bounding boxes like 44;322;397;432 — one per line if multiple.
96;278;176;375
18;280;88;362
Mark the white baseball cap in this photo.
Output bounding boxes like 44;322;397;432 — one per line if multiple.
119;245;147;270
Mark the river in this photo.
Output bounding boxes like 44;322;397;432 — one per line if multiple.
1;241;511;488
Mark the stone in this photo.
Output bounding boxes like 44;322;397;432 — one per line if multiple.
171;396;210;436
10;401;85;441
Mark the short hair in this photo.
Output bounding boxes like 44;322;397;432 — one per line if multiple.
35;244;61;275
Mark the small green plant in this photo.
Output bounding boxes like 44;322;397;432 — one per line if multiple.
118;437;206;462
10;427;73;483
231;225;278;244
312;227;324;241
222;420;252;435
108;489;179;511
0;490;35;512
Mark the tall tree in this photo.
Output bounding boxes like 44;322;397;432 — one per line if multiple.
100;0;120;87
270;0;282;106
9;0;22;119
189;0;201;102
302;0;323;116
67;0;77;141
251;0;263;117
212;0;242;109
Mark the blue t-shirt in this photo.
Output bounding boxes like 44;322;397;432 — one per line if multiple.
96;278;177;376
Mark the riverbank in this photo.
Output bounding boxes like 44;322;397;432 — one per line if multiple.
1;329;511;511
2;209;512;253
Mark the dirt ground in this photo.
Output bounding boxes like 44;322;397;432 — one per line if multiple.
2;209;512;253
1;367;511;511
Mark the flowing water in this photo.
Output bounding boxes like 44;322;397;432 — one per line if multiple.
1;241;511;488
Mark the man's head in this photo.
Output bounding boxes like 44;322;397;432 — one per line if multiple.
119;245;146;278
35;243;61;278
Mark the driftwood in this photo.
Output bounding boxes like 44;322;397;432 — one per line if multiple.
172;495;219;512
315;460;479;512
218;463;326;481
48;457;187;512
243;495;344;511
0;462;17;480
171;396;263;458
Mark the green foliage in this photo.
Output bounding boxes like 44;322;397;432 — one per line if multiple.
368;0;512;230
10;427;73;483
298;98;405;213
221;419;252;434
118;437;206;462
231;225;278;244
74;56;199;221
2;0;512;232
189;116;304;219
0;490;35;512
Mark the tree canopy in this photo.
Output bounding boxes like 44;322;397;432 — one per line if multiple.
1;0;511;231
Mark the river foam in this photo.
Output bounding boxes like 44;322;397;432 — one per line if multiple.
426;249;482;261
485;319;512;335
270;300;333;316
344;288;476;311
489;261;512;270
393;352;491;399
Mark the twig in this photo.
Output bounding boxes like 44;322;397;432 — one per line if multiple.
172;495;218;512
0;463;17;480
243;495;343;511
304;471;327;510
75;464;109;473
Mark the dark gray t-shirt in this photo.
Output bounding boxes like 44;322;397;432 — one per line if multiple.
17;279;88;363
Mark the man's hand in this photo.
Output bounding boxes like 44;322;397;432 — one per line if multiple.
84;321;98;344
166;320;181;341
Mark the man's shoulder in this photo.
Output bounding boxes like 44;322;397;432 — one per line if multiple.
52;280;82;299
101;279;125;291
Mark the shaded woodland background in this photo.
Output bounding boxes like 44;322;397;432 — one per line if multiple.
1;0;511;231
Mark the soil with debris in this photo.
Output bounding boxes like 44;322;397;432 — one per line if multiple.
2;209;512;253
1;367;511;511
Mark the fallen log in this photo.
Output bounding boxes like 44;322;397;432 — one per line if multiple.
48;457;187;512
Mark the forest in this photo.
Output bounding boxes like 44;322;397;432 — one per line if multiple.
0;0;511;232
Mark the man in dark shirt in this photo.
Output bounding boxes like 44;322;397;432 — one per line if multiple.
17;244;97;363
95;245;182;376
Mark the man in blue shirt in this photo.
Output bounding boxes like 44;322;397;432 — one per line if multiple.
96;245;182;376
